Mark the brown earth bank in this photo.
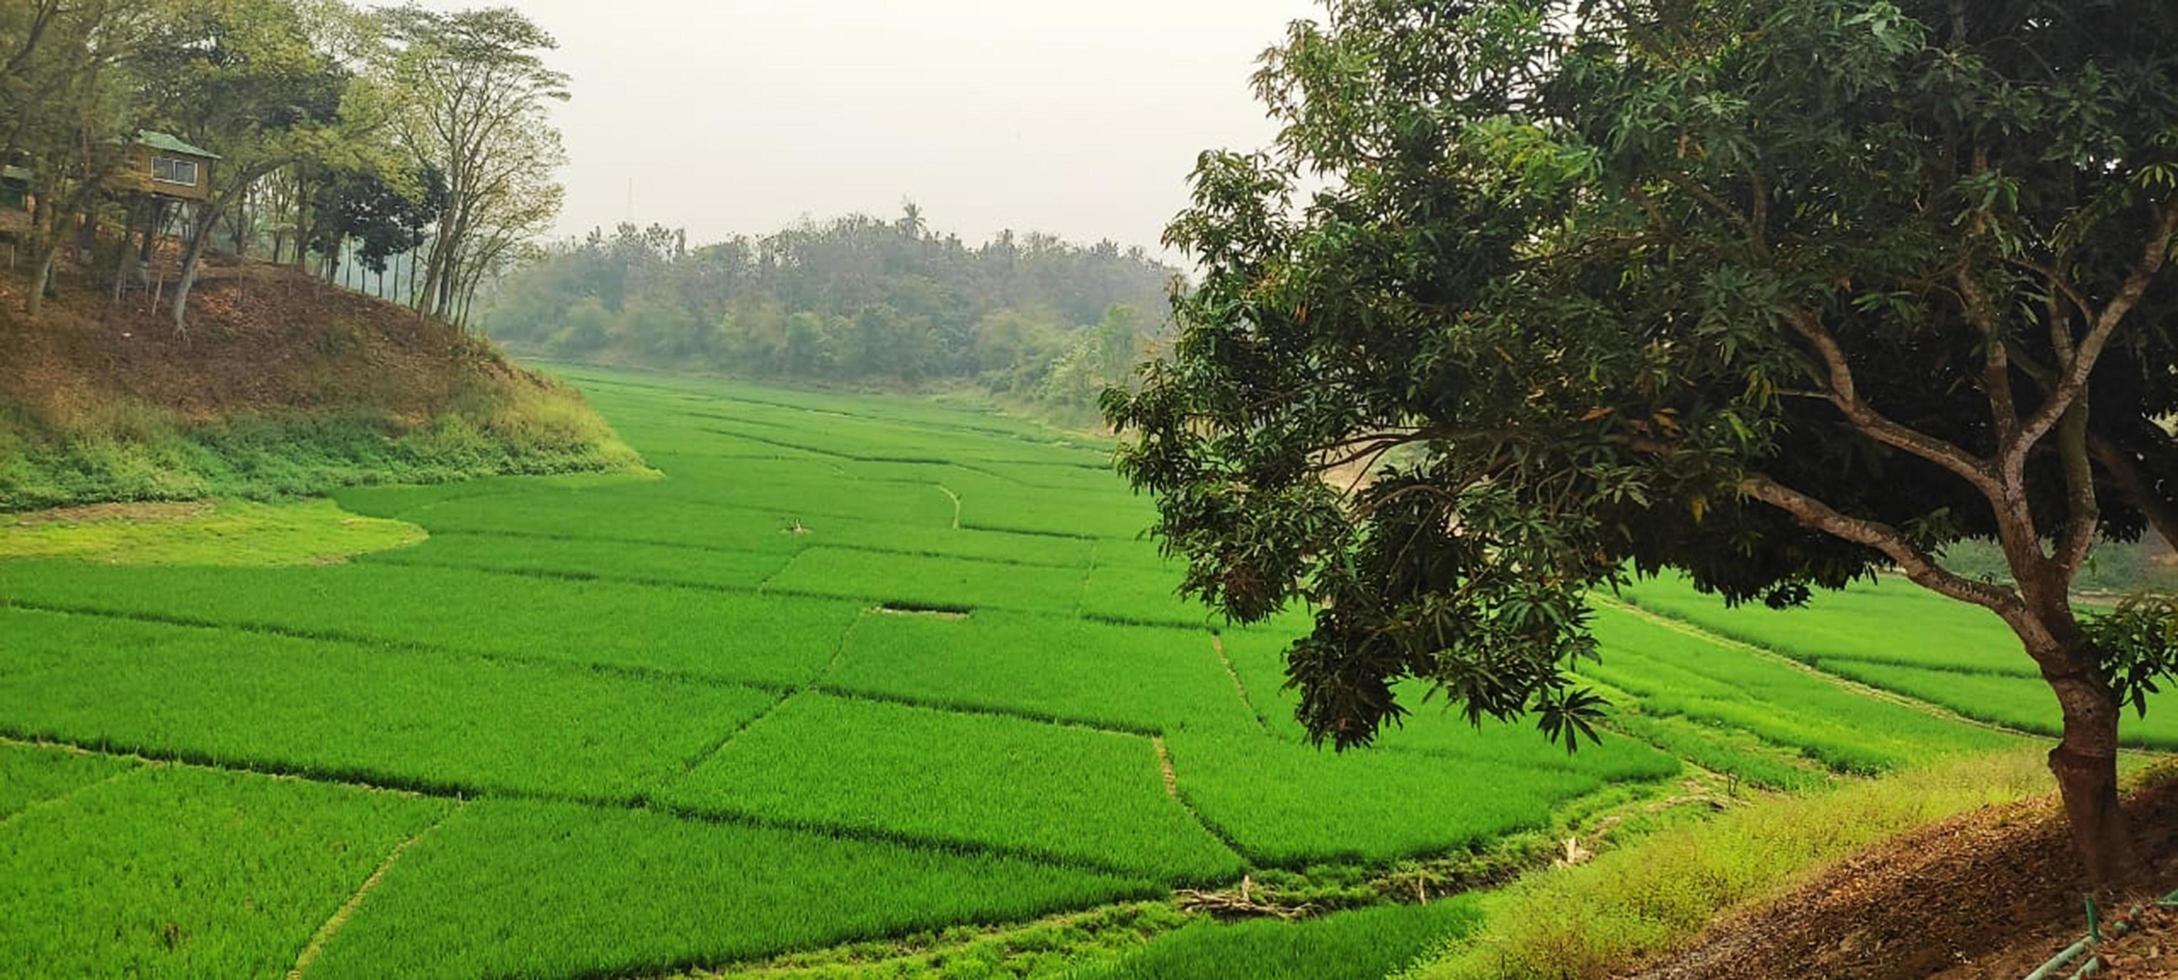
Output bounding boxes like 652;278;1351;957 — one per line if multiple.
1630;774;2178;980
0;256;538;426
0;255;638;511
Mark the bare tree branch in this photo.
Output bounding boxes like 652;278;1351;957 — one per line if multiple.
1740;472;2022;614
1784;311;2004;498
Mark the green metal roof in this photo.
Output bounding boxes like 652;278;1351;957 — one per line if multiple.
135;130;218;160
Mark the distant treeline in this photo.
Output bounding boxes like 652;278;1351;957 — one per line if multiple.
477;211;1181;417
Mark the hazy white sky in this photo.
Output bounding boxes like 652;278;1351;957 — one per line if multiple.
440;1;1323;255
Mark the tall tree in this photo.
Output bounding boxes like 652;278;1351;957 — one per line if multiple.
381;4;567;323
1108;0;2178;886
144;0;347;329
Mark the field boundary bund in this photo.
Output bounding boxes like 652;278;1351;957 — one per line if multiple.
8;598;1196;739
287;800;466;979
1596;596;2033;742
0;732;1184;884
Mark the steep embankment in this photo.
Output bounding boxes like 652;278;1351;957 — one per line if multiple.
0;260;639;511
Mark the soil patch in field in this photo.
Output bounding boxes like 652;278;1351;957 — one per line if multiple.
1634;774;2178;980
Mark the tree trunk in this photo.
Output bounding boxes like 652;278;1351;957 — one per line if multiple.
25;239;55;317
171;203;215;332
2046;666;2137;889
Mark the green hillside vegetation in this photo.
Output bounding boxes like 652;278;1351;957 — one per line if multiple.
0;266;639;512
478;217;1176;423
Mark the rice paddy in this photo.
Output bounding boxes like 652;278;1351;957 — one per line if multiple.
0;364;2074;977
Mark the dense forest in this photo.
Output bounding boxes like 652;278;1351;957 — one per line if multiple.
477;212;1179;418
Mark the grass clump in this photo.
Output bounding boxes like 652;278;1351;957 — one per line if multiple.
1408;749;2058;980
0;388;642;513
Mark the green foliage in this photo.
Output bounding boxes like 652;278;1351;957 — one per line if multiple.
1105;0;2178;763
480;217;1175;417
0;765;450;978
664;693;1244;881
306;798;1155;980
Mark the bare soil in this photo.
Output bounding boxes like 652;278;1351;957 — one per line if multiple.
0;255;549;430
1632;776;2178;979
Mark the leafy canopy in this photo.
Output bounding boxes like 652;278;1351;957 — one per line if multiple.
1108;0;2178;749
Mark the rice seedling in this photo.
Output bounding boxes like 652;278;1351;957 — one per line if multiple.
307;798;1157;980
763;547;1091;614
662;692;1243;880
0;740;136;819
0;559;861;687
0;607;780;801
1072;894;1486;980
825;610;1260;734
0;764;449;977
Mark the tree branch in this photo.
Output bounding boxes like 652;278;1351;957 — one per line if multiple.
2091;433;2178;555
1740;472;2022;614
1784;311;2004;498
2007;202;2178;475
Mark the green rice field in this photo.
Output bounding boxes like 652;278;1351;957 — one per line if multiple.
0;365;2074;977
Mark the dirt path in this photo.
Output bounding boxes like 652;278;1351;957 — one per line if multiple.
1632;776;2178;979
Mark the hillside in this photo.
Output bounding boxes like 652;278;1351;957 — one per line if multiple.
0;259;639;511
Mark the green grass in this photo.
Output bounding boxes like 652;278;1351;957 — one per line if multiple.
0;608;781;801
1618;574;2037;676
663;693;1243;881
1412;749;2066;980
1581;607;2021;773
0;764;450;977
307;798;1156;979
0;498;423;565
0;383;641;512
826;610;1259;734
0;559;862;687
1072;897;1485;980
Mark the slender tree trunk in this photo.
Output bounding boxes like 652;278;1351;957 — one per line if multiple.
25;239;55;317
171;202;217;332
